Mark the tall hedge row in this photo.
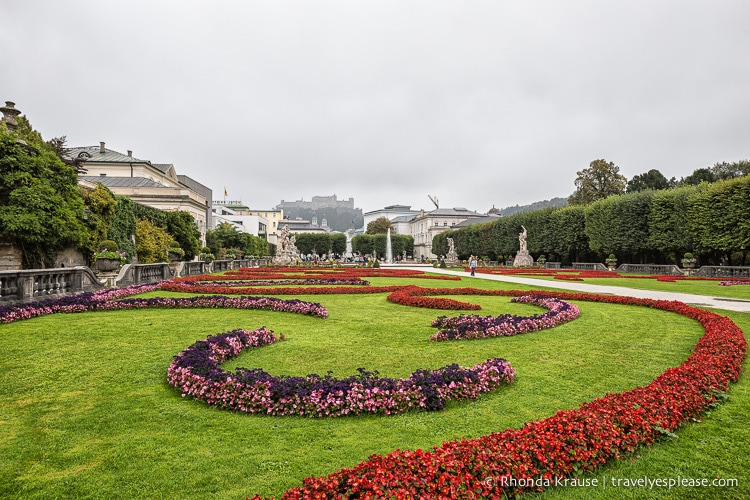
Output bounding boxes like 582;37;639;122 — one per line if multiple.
434;175;750;265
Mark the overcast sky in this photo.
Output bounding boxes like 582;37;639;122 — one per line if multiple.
2;1;749;214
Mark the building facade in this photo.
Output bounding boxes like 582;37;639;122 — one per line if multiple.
410;207;484;259
73;142;210;245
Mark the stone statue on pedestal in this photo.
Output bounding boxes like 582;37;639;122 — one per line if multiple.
445;237;459;266
512;225;534;266
273;225;301;265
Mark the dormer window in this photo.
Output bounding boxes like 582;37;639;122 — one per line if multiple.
78;152;92;159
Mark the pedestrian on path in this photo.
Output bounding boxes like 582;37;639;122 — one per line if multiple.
469;255;477;276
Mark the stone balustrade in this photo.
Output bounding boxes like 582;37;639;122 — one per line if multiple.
696;266;750;278
616;263;683;275
572;262;609;271
0;267;102;303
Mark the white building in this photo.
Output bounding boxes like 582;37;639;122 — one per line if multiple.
211;203;268;238
363;205;420;233
73;142;211;245
410;207;485;259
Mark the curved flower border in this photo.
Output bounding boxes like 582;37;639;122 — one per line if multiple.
248;292;746;499
167;328;515;417
430;296;580;341
0;283;328;324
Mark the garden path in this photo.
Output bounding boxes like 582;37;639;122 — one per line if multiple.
400;267;750;313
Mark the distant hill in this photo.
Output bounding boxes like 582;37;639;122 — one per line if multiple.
498;197;568;216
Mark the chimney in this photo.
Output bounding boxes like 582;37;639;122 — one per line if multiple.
99;141;105;153
0;101;21;130
127;150;132;157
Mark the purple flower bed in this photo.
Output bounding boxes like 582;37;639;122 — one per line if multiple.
0;284;328;324
430;295;580;341
168;328;515;417
718;280;750;286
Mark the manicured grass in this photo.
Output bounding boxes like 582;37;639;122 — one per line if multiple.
0;275;747;499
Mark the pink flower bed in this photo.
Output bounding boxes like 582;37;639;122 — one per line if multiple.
430;296;580;341
168;329;515;417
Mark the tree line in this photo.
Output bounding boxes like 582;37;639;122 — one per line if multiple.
434;174;750;266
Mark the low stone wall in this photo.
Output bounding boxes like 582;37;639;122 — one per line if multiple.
0;267;103;303
696;266;750;278
572;262;608;271
617;263;683;275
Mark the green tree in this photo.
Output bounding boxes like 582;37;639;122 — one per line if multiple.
0;120;88;268
366;217;393;234
135;219;173;263
81;183;118;256
626;169;673;193
165;211;201;260
710;160;750;181
568;159;627;205
206;222;244;255
679;167;716;186
108;195;137;260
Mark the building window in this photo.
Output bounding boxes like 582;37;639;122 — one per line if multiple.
443;221;447;226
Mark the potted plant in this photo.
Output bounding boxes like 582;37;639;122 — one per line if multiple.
93;240;126;271
681;252;697;269
167;244;185;262
199;246;215;262
605;253;617;270
537;254;546;266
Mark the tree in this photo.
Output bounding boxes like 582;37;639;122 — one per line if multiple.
679;167;716;186
0;119;88;268
165;211;201;260
626;169;673;193
366;217;393;234
135;219;172;263
710;160;750;181
568;159;627;205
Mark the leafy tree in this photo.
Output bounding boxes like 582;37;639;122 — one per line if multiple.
165;211;201;260
710;160;750;181
135;219;173;263
679;167;716;186
206;222;244;255
0;120;88;268
49;135;88;174
568;159;627;205
108;195;137;260
366;217;393;234
626;169;673;193
80;183;118;261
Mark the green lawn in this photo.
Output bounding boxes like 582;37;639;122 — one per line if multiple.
0;275;747;499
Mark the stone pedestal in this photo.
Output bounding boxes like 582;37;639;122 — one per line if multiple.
512;250;534;267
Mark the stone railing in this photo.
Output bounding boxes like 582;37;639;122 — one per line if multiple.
695;266;750;278
543;262;562;269
572;262;608;271
212;260;233;273
0;267;103;303
180;261;207;277
116;263;173;287
616;264;683;275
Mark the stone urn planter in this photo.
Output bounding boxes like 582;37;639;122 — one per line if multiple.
168;252;183;262
95;258;121;272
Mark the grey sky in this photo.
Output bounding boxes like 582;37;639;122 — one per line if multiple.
2;1;748;215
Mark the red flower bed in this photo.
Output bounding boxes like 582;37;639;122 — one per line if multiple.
161;282;405;296
175;267;461;283
248;292;746;499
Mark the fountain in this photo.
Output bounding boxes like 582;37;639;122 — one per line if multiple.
386;228;393;264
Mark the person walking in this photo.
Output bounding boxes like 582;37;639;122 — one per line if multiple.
469;255;477;276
